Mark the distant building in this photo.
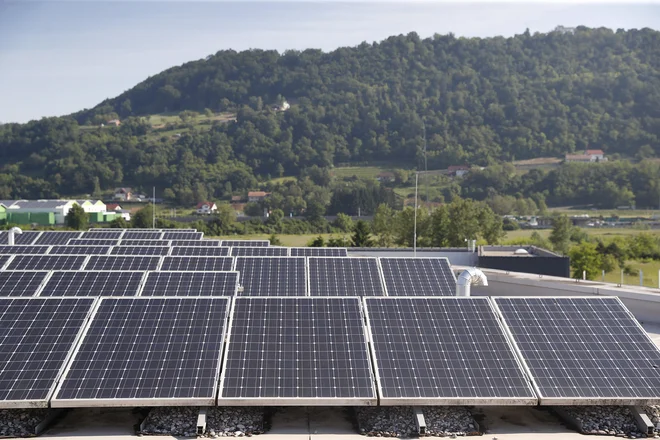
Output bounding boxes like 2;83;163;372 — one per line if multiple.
565;149;606;163
586;149;606;161
6;200;76;225
114;188;133;201
248;191;270;202
447;165;470;177
272;100;290;112
377;172;395;183
75;200;106;213
196;202;218;215
230;195;244;204
107;119;121;126
106;203;122;211
564;154;592;163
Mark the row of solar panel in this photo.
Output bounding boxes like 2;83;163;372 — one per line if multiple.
0;257;456;296
1;296;657;409
0;230;207;243
0;244;348;257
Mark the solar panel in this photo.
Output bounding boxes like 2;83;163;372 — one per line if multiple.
235;257;306;296
119;240;171;247
170;247;230;257
160;256;233;272
162;232;203;240
35;231;83;245
110;246;170;256
0;245;50;255
81;231;123;240
122;231;163;240
52;297;230;407
0;297;95;408
0;271;49;296
290;247;348;257
170;240;221;247
0;231;41;245
39;271;145;297
68;239;119;246
85;256;161;271
219;297;376;404
308;257;385;296
6;255;87;271
221;240;269;247
364;297;537;405
0;256;10;270
493;296;660;405
48;245;111;255
231;247;288;257
379;257;456;296
141;271;239;296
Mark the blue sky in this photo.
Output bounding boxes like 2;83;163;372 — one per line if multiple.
1;1;659;123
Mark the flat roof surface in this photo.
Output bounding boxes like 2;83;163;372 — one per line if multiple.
481;250;537;257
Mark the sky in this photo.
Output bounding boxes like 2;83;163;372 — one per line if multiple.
0;1;659;123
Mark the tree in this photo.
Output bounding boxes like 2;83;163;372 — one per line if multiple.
132;204;154;228
569;242;602;280
373;204;394;247
215;204;237;233
308;235;325;247
332;213;354;233
549;214;572;255
65;204;88;230
352;220;373;247
109;216;128;228
478;205;505;244
269;233;282;246
244;202;262;217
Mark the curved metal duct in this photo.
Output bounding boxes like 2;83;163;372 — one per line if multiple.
456;267;488;297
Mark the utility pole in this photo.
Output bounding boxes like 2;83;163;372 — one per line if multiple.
423;118;429;209
413;172;418;257
152;186;156;229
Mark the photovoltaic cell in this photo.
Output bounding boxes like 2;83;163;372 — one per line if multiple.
52;297;230;407
81;231;123;240
0;256;10;270
0;245;50;255
170;240;221;247
110;246;170;256
0;231;41;245
493;296;660;405
85;256;161;271
162;232;203;240
40;271;145;297
122;231;163;240
220;297;375;404
308;257;385;296
231;247;288;257
290;247;348;257
235;257;306;296
120;240;171;247
160;256;233;272
6;255;87;271
170;247;230;257
0;297;94;407
141;271;239;296
48;245;110;255
0;271;49;296
68;239;119;246
364;297;537;405
221;240;269;247
35;232;82;245
379;257;456;296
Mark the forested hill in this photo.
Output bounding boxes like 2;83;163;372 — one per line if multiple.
1;26;660;202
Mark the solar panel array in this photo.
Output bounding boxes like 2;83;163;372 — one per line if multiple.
0;245;49;254
110;246;170;256
0;271;49;296
48;245;111;255
35;232;82;245
170;240;221;247
142;271;239;296
0;231;41;245
231;247;288;257
161;256;233;272
308;257;385;296
6;255;87;271
235;257;306;296
221;240;269;247
379;257;456;296
68;238;119;246
162;231;203;240
122;231;163;240
81;231;123;240
120;239;171;247
85;256;160;271
290;247;348;257
40;271;145;297
170;246;230;257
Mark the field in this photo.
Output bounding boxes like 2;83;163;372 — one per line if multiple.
548;206;659;217
503;228;660;242
603;259;660;289
331;166;389;179
212;233;350;247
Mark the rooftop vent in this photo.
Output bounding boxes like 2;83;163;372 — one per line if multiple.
514;248;529;255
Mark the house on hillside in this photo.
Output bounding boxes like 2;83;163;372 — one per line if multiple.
196;202;218;215
114;188;133;201
107;119;121;126
231;195;244;204
248;191;270;202
448;165;470;177
586;149;606;161
564;154;592;163
377;172;395;183
106;203;122;211
565;149;607;163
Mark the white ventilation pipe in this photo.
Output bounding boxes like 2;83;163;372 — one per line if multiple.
456;267;488;297
7;227;22;245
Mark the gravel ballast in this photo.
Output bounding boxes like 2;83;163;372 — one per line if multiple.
204;407;265;437
139;407;198;437
644;405;660;434
356;406;478;438
0;408;50;437
560;406;643;438
423;407;478;437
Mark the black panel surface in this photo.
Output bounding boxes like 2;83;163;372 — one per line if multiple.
85;256;160;271
162;232;203;240
365;297;535;401
68;239;119;246
170;240;221;247
48;245;110;255
222;240;269;247
120;240;170;247
494;297;660;402
122;231;163;240
81;231;123;240
0;245;49;255
141;271;238;296
0;297;94;404
0;231;41;245
55;297;229;403
6;255;87;271
380;257;456;296
40;271;145;297
290;247;348;257
110;246;170;256
160;256;233;271
35;232;82;245
235;257;306;296
170;247;230;257
0;271;49;296
308;257;384;296
231;247;288;257
0;256;9;269
221;297;374;400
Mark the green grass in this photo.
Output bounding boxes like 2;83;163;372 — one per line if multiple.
267;176;297;184
548;207;659;218
603;259;660;289
332;166;388;179
503;228;660;242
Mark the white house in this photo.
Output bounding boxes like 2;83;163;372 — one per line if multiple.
196;202;218;215
586;149;606;162
114;188;133;201
75;200;107;213
9;200;76;225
